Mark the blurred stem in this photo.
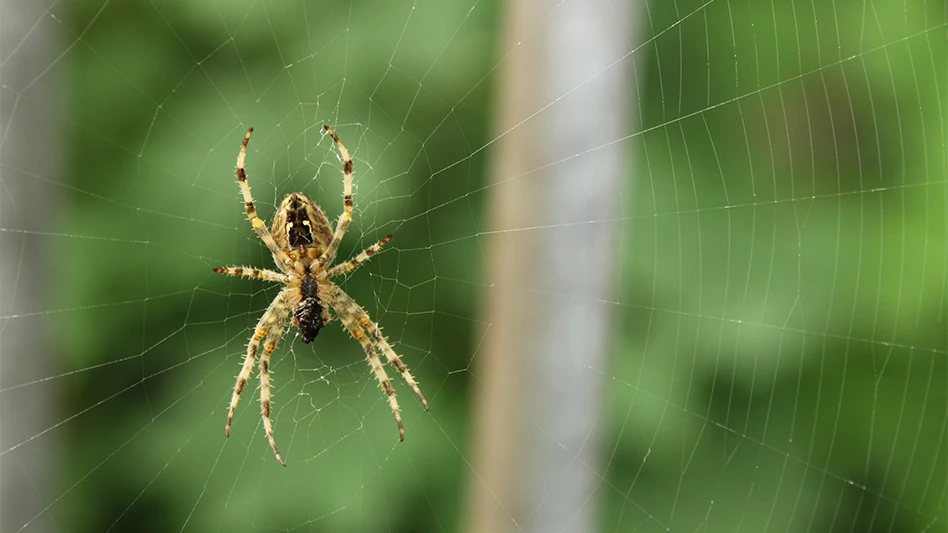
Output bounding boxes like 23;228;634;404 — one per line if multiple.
463;1;637;532
0;2;62;531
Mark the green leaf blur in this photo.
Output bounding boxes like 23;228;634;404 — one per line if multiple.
50;0;946;532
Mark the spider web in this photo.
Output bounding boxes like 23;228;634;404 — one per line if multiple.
1;0;946;532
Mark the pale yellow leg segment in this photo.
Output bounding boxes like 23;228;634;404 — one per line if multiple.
258;323;287;466
224;291;288;457
364;322;429;411
320;125;354;265
330;286;428;411
213;266;288;283
335;311;404;441
327;235;392;278
235;128;292;269
225;326;264;437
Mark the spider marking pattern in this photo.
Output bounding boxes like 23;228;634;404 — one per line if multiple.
215;126;428;466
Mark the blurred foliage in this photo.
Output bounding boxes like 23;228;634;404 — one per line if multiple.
605;1;946;531
45;0;946;532
57;1;495;531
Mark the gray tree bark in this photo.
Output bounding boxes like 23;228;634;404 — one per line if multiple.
1;1;62;531
463;1;637;532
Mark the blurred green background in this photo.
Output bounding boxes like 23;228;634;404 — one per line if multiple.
6;0;945;531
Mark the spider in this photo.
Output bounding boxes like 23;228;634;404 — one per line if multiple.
214;126;428;466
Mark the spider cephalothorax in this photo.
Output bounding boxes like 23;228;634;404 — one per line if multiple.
214;126;428;466
272;192;332;252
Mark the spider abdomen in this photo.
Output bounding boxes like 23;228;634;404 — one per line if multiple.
294;275;324;343
294;298;324;343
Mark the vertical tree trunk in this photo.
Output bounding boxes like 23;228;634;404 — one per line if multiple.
0;2;62;531
463;1;637;532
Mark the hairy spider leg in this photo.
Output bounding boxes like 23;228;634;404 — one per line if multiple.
319;126;354;266
236;128;292;269
365;327;429;411
329;286;429;411
213;266;288;283
258;321;287;466
333;308;405;440
326;234;392;278
225;292;288;444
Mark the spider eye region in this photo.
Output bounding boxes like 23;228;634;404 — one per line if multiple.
295;276;324;344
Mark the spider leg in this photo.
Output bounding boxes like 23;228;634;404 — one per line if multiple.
329;285;428;410
235;128;292;269
213;266;289;283
332;304;405;440
327;235;392;278
225;291;289;453
364;323;429;411
226;329;262;438
258;321;287;466
319;125;354;265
